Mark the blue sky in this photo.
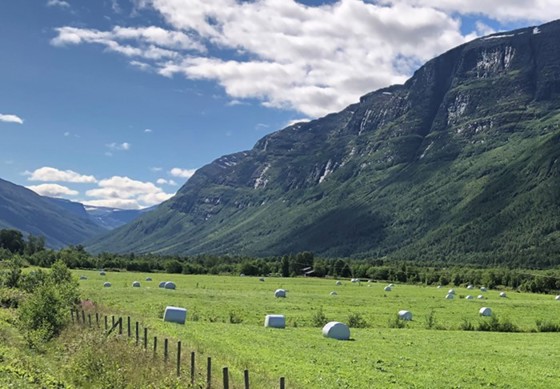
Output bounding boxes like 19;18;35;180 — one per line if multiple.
0;0;556;209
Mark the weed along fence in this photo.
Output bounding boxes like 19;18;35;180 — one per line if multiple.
70;308;287;389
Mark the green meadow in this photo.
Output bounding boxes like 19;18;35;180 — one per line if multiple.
75;270;560;388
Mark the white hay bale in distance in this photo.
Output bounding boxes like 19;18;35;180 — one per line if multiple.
158;281;166;288
336;281;342;286
146;277;152;281
274;289;286;298
398;310;412;321
163;306;187;324
479;307;492;317
322;321;350;340
330;291;337;296
164;281;176;290
384;286;392;292
480;287;487;292
259;277;265;282
465;295;473;300
79;275;87;280
556;295;560;301
499;292;507;298
448;289;455;295
445;293;454;299
437;285;442;289
467;285;474;290
132;281;141;288
103;282;111;287
99;271;106;276
478;295;484;299
388;283;394;288
264;314;285;328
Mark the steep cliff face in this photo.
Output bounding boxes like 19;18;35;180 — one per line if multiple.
88;20;560;266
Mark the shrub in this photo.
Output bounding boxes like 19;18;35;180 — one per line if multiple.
536;320;560;332
477;315;520;332
388;314;406;329
0;288;27;308
424;309;437;329
348;312;368;328
228;311;243;324
311;307;329;327
459;319;475;331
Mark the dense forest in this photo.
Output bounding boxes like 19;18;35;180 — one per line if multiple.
1;228;559;294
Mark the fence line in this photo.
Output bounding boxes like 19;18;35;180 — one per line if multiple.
70;308;286;388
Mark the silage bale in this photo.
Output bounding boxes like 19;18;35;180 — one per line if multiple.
499;292;507;298
259;277;265;282
480;287;487;292
437;285;442;289
79;275;87;280
164;281;176;290
465;295;473;300
336;281;342;286
158;281;166;288
330;291;337;296
132;281;141;288
467;285;474;290
264;314;285;328
445;293;454;299
322;321;350;340
556;295;560;301
477;295;484;299
384;286;392;292
398;310;412;321
274;289;286;298
99;271;106;276
163;306;187;324
448;289;455;295
146;277;152;281
103;282;111;288
479;307;492;317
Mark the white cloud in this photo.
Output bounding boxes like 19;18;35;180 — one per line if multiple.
106;142;131;151
150;166;163;172
27;183;79;197
47;0;70;8
156;178;178;185
144;128;153;133
26;166;97;183
0;114;23;124
84;175;174;209
51;0;554;117
170;167;196;178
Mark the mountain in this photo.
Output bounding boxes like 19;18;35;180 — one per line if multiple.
88;20;560;267
0;179;105;248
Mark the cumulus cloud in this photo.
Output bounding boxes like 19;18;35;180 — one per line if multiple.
144;128;153;133
27;183;79;197
170;167;196;178
156;178;178;185
0;114;24;124
26;166;97;183
51;0;554;117
84;176;174;209
47;0;70;8
106;142;130;151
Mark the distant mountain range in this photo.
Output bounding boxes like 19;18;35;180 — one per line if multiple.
0;179;147;248
86;20;560;267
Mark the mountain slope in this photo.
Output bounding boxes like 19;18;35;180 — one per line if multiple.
0;179;105;248
88;20;560;266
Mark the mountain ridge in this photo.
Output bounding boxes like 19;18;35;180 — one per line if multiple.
87;20;560;267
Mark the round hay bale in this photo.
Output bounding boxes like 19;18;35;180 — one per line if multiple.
448;289;455;294
264;314;285;328
79;275;87;280
556;295;560;301
384;286;392;292
388;283;394;288
274;289;286;298
158;281;166;288
322;321;350;340
467;285;474;290
240;273;245;277
499;292;507;298
330;291;337;296
351;278;358;283
479;307;492;317
398;310;412;321
480;287;487;292
477;295;484;299
103;282;111;288
259;277;265;282
132;281;141;288
437;285;442;289
163;306;187;324
445;293;454;299
335;281;342;286
465;295;473;300
145;277;152;281
99;271;106;276
164;281;176;290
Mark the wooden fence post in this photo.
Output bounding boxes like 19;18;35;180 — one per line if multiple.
164;338;169;362
244;369;249;389
112;315;115;327
207;357;212;389
127;316;131;337
104;316;108;331
177;341;181;377
81;310;85;324
144;327;148;349
88;313;92;327
190;351;195;384
71;309;74;323
153;336;158;357
95;312;99;327
223;367;229;389
118;317;123;335
280;377;285;389
135;322;139;345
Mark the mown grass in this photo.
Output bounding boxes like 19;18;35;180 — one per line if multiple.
74;271;560;388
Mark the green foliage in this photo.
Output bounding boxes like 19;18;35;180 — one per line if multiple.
477;315;520;333
311;307;329;327
535;320;560;332
0;287;27;308
388;314;406;329
347;312;368;328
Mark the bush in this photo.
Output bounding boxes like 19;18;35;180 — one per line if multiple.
388;314;406;329
477;315;520;332
228;311;243;324
311;307;329;327
424;309;437;329
536;320;560;332
0;288;27;308
348;312;368;328
459;319;475;331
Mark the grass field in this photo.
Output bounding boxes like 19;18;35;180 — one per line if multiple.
75;270;560;388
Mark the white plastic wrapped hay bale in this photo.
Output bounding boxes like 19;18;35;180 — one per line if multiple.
259;277;265;282
480;287;487;292
465;295;473;300
479;307;492;317
448;289;455;295
274;289;286;298
99;271;106;276
330;291;337;296
322;321;350;340
336;281;342;286
146;277;152;281
556;295;560;301
132;281;141;287
79;275;87;280
264;314;285;328
499;292;507;298
398;310;412;321
445;293;454;299
384;286;392;292
164;281;176;290
467;285;474;290
478;295;484;299
437;285;442;289
103;282;111;287
388;283;394;288
158;281;166;288
163;306;187;324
